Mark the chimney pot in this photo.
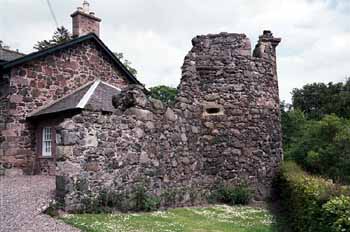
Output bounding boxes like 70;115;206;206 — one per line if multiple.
83;0;90;13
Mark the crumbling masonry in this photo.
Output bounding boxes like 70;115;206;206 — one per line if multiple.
56;31;283;211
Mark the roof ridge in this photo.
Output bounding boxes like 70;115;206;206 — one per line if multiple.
0;47;26;56
0;33;141;85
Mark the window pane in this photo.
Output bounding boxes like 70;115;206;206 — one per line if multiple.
42;127;52;157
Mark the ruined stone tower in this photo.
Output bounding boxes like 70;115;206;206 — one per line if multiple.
56;31;282;211
176;31;282;198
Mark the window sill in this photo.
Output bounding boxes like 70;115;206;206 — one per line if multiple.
38;156;54;160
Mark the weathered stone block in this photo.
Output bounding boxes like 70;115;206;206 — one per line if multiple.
165;108;177;121
56;146;74;161
61;131;78;145
126;107;154;121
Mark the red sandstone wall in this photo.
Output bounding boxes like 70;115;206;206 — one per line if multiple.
2;40;129;172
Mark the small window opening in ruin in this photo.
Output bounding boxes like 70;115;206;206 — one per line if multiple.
206;107;221;114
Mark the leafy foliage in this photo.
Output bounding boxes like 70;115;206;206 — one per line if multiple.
292;79;350;120
284;114;350;183
282;80;350;183
114;52;138;76
133;184;160;212
209;183;251;205
280;103;307;155
275;161;350;232
149;85;178;104
76;185;160;213
34;26;72;50
323;195;350;231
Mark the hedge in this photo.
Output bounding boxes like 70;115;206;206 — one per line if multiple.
275;161;350;232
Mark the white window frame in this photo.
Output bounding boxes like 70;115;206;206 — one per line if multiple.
42;127;52;157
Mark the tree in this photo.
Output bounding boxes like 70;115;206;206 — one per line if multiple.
114;52;138;76
292;79;350;120
280;105;307;157
34;26;72;50
283;78;350;184
149;85;178;104
285;114;350;183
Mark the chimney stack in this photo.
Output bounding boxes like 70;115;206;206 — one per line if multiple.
71;1;101;37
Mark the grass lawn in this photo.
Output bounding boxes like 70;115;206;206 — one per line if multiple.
61;205;278;232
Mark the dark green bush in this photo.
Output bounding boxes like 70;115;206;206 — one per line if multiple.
77;185;161;213
210;183;251;205
143;195;161;212
98;189;129;212
133;184;160;212
276;161;350;232
283;113;350;184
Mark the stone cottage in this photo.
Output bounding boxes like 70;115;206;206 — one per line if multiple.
0;2;141;175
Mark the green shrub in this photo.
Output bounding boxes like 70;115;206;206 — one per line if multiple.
133;184;160;212
77;185;161;213
210;183;251;205
284;114;350;184
276;161;350;232
143;195;161;212
232;184;251;205
323;195;350;232
98;189;129;212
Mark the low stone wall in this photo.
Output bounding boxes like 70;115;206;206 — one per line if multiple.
56;89;211;211
0;77;11;170
56;31;283;211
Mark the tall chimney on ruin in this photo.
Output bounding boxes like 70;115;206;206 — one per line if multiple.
71;1;101;37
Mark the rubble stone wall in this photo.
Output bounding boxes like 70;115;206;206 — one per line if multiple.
0;77;10;164
56;31;283;211
0;40;129;173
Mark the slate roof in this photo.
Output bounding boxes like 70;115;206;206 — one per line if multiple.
0;47;25;62
28;80;120;118
0;33;141;85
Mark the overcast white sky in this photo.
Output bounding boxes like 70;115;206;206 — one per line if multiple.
1;0;349;102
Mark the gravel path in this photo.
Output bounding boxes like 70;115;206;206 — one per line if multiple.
0;176;80;232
